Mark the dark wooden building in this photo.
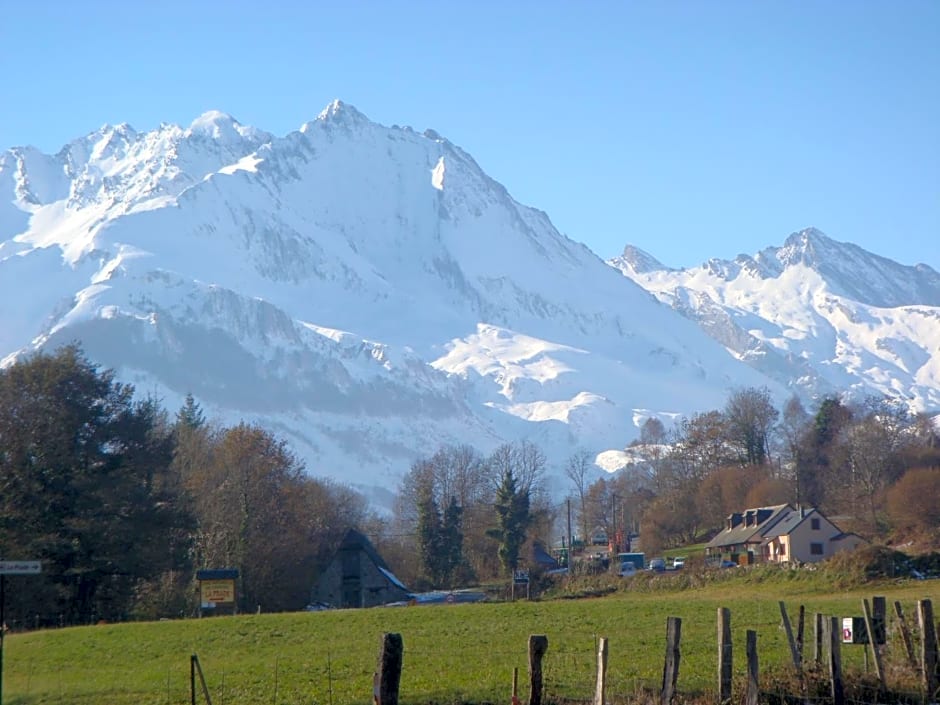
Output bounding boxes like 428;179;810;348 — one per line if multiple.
312;528;410;608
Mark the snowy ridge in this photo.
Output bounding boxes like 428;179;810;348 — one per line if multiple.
609;228;940;412
2;107;936;497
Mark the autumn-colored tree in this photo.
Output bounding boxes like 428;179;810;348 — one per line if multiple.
696;465;767;531
886;467;940;536
186;423;316;611
743;475;792;508
640;489;699;554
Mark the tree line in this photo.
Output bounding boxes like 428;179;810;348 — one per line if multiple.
0;345;372;624
568;388;940;555
2;346;938;624
0;346;549;624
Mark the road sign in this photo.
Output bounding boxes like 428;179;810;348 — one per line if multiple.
1;559;41;705
0;561;41;575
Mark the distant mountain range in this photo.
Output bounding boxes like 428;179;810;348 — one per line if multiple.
609;228;940;411
2;101;937;500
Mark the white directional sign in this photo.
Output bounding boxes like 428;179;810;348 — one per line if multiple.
0;561;41;575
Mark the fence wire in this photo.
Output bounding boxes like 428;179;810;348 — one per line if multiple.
2;609;937;705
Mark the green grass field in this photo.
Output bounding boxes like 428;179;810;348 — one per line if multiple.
2;567;939;705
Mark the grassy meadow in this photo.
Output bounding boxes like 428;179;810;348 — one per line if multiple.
2;566;939;705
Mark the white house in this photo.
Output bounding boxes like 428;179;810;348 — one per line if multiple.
761;507;864;565
705;504;864;565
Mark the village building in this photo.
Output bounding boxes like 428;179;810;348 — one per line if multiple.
311;528;410;608
705;504;864;565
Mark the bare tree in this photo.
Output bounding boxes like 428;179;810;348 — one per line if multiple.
724;387;779;466
640;416;667;445
778;395;810;496
843;397;913;529
564;448;594;544
670;411;733;485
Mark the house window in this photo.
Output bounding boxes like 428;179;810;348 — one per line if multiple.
811;518;821;530
781;543;786;556
810;543;824;556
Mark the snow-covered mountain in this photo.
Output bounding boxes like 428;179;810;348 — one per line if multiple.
609;228;940;412
1;103;935;499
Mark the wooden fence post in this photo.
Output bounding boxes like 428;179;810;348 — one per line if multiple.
813;612;823;665
828;617;844;705
796;605;805;660
661;616;682;705
745;630;758;705
779;601;802;674
189;654;213;705
894;601;917;668
862;598;885;693
528;635;548;705
918;600;938;704
594;637;608;705
717;608;732;705
872;596;886;648
377;633;403;705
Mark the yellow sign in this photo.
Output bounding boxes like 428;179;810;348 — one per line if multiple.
200;579;235;604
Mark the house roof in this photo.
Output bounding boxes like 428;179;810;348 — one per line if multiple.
338;527;386;565
533;542;560;568
762;507;817;540
705;504;792;549
336;527;409;591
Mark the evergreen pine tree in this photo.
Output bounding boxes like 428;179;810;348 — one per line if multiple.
416;490;444;585
487;470;530;576
441;496;463;586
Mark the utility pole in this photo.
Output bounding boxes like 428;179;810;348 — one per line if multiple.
566;498;572;566
610;492;618;553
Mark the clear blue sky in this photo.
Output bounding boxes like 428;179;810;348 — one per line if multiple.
2;1;938;269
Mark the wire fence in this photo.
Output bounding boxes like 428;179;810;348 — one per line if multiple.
2;600;937;705
6;638;932;704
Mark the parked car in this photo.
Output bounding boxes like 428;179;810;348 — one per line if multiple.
719;560;737;569
671;557;686;569
304;601;334;611
618;562;637;577
648;557;666;572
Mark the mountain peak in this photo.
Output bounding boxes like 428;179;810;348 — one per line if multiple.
316;99;368;124
614;245;669;274
775;227;839;268
187;110;260;143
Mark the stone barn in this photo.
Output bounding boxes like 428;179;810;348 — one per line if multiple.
312;528;410;608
